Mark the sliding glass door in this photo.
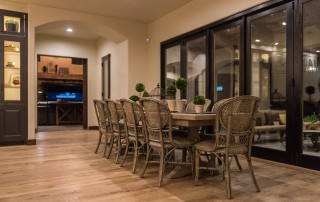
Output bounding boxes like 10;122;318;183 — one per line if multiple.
247;3;293;162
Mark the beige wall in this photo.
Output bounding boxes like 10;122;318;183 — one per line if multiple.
1;0;270;140
146;0;269;91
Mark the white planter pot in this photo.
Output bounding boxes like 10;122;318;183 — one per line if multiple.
195;105;204;113
176;100;187;112
166;99;176;111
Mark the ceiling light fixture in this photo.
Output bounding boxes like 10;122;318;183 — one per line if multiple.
255;39;261;42
67;28;73;32
282;22;286;26
316;50;320;53
275;42;279;45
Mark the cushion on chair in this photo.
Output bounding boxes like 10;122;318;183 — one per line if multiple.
279;114;286;125
265;112;280;125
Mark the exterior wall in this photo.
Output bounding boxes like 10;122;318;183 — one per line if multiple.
146;0;269;91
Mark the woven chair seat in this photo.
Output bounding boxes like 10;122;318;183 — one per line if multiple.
194;140;216;152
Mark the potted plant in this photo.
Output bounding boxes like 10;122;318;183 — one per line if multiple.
303;112;319;130
135;83;145;97
166;85;177;111
193;95;206;113
175;77;188;112
129;95;140;102
5;19;19;32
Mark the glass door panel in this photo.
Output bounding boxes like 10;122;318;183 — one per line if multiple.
249;9;287;151
4;16;20;33
186;36;206;101
302;0;320;157
165;45;181;99
212;25;240;103
4;40;20;101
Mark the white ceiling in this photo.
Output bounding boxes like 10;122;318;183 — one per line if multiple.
5;0;193;40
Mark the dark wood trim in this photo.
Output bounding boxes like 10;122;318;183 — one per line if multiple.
88;126;98;130
27;139;36;145
83;59;88;129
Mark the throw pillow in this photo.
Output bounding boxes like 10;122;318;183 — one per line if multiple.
265;113;280;125
279;114;286;125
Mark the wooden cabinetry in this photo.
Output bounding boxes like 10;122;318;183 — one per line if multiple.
0;10;28;143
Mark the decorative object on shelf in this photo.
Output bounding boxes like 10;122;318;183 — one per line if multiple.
149;83;165;100
6;61;15;68
58;67;69;74
305;85;315;101
175;77;188;112
129;95;140;102
42;66;47;73
8;73;20;87
166;84;177;111
5;19;19;32
135;83;145;97
193;95;205;113
4;44;19;52
47;61;55;73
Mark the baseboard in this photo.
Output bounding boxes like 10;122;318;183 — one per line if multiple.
27;139;36;145
88;126;99;130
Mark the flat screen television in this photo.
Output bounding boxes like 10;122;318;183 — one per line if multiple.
46;84;83;102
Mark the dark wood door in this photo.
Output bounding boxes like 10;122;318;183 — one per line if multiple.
0;104;25;142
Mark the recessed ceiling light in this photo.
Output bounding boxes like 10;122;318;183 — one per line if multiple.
275;42;279;45
282;22;286;26
67;28;73;32
317;50;320;53
255;39;261;42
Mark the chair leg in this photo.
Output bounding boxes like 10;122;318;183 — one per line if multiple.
234;155;242;171
95;131;102;154
115;136;122;164
132;142;139;174
106;135;115;159
120;139;130;167
140;145;151;178
225;155;232;199
103;134;109;158
194;149;200;185
158;147;165;187
246;155;260;192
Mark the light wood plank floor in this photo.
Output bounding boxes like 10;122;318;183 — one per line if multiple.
1;130;320;202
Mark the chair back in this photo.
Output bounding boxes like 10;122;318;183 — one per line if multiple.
213;96;260;153
120;98;145;140
93;99;108;131
186;99;212;112
105;99;123;133
139;98;173;145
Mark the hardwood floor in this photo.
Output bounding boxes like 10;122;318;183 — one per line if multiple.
1;130;320;201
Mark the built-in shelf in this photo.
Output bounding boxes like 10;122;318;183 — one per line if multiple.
38;72;83;81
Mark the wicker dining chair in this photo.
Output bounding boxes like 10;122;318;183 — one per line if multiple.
194;95;260;199
119;98;147;173
139;97;196;187
105;99;127;164
93;99;111;157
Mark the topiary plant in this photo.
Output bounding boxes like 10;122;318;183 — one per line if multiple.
142;90;149;97
193;95;205;105
129;95;140;102
135;83;145;92
166;85;177;98
303;112;319;123
175;77;187;91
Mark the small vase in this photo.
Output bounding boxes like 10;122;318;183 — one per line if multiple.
176;100;187;112
195;105;204;113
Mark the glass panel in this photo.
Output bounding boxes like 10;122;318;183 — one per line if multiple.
302;0;320;156
250;10;287;151
4;16;20;33
186;36;206;101
165;45;181;99
212;26;240;103
4;40;21;101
